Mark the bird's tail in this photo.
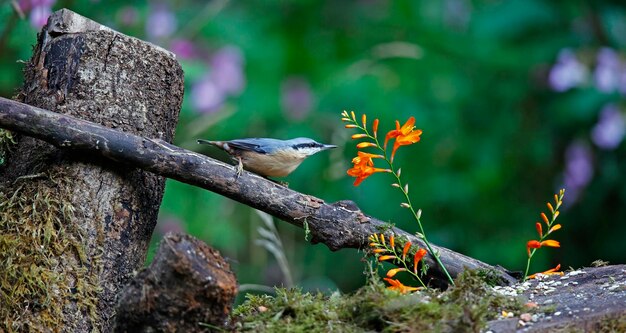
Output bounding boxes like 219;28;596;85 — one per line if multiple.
197;139;225;149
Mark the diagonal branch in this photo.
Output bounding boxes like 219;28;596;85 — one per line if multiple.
0;96;517;285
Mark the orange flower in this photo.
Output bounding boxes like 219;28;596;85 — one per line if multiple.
373;119;379;138
413;248;427;274
384;117;423;161
528;264;563;279
526;240;541;256
541;240;560;248
535;222;543;237
356;142;377;149
526;239;560;256
386;268;407;278
549;224;562;233
347;152;389;186
402;242;412;261
378;255;396;262
383;278;422;293
390;235;395;249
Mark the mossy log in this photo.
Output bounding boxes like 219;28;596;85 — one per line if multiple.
0;9;183;332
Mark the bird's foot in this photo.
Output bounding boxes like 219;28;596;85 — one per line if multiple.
235;157;244;179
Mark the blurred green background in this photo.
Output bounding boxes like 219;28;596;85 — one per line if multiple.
2;0;625;293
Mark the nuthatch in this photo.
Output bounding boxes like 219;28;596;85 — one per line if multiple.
197;137;337;178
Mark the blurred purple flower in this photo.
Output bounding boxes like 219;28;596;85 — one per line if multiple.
190;46;246;113
29;4;53;28
281;76;314;121
591;104;625;150
117;6;139;26
444;0;471;30
594;47;622;93
19;0;55;12
562;141;594;205
548;49;588;92
155;216;184;236
146;4;177;40
211;46;245;95
170;39;196;59
191;76;225;113
620;71;626;95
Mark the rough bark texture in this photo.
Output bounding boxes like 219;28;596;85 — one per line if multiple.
487;265;626;332
115;233;237;333
0;9;183;332
0;96;517;287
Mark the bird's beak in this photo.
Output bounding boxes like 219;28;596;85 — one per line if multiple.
322;144;338;150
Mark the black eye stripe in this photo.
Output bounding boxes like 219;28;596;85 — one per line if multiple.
293;142;321;150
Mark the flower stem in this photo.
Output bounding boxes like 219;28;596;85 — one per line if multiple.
388;163;455;286
523;249;536;282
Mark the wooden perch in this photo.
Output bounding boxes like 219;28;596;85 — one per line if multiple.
0;96;517;285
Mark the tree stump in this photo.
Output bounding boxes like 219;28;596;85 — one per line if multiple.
0;8;183;332
115;233;238;333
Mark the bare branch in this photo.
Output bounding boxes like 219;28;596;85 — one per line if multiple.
0;96;517;285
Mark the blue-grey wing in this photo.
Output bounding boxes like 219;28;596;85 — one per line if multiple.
227;138;282;154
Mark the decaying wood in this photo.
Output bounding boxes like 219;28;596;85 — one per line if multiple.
115;233;237;333
487;264;626;332
0;96;517;286
0;9;183;331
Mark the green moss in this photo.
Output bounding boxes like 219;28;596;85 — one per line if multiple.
0;129;16;167
546;314;626;333
232;270;527;332
0;171;101;332
594;315;626;332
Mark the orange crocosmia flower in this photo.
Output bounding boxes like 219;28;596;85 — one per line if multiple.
540;240;560;248
383;278;421;294
384;116;422;161
373;119;380;138
402;242;412;261
528;264;563;279
535;222;543;237
347;152;389;186
526;239;559;256
526;240;541;256
413;248;427;274
549;224;562;233
386;268;407;278
378;255;396;262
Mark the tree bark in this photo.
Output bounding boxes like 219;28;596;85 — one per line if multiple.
0;96;518;288
0;9;183;332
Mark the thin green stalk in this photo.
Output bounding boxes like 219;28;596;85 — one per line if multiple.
523;249;537;281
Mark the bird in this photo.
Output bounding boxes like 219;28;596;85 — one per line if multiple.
197;137;337;178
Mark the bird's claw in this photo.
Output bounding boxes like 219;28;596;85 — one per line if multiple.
235;157;244;179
